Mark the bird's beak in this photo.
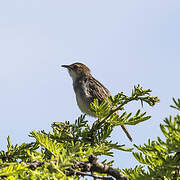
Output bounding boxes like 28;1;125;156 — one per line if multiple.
61;65;71;69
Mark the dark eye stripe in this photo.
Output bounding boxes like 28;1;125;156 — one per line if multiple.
73;65;78;69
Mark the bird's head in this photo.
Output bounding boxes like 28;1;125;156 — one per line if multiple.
61;62;91;81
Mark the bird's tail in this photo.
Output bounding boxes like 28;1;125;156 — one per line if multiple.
121;125;133;142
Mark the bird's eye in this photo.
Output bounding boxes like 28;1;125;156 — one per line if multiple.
77;69;81;73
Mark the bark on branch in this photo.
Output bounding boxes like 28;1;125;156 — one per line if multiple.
20;155;128;179
68;155;128;180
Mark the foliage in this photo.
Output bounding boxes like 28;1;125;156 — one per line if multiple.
122;98;180;180
0;85;173;179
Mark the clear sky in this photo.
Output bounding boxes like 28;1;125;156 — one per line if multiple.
0;0;180;169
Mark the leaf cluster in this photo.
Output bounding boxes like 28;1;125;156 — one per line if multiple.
122;98;180;179
0;85;160;179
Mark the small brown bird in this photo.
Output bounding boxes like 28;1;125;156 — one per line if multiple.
62;62;132;142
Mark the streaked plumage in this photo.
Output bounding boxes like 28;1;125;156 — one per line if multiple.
62;62;132;142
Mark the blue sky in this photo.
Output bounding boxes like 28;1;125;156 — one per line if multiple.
0;0;180;169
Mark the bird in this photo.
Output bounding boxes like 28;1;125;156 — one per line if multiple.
61;62;132;142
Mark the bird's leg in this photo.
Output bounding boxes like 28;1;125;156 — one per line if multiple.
88;118;101;144
92;118;100;128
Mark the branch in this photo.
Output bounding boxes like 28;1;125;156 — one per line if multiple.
68;155;128;180
22;160;56;170
68;169;114;179
21;156;128;179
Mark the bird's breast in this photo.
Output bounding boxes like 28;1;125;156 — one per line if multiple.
73;79;95;116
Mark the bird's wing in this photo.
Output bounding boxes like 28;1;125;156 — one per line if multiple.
87;76;111;103
87;77;133;141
